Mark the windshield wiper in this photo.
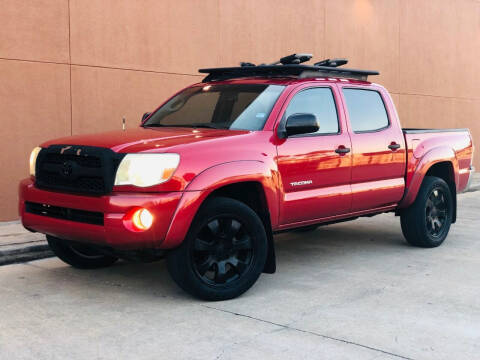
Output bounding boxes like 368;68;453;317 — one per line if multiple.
189;123;225;129
142;123;164;127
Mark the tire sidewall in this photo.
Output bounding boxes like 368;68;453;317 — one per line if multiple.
167;197;268;300
47;236;118;269
414;177;453;246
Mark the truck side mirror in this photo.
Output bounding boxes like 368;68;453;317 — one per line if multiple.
284;113;319;137
142;112;151;122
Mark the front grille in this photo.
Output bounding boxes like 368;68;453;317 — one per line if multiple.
44;153;102;168
35;145;124;195
38;171;106;193
25;202;104;226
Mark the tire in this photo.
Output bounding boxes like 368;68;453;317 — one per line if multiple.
167;197;268;301
47;236;118;269
400;176;453;248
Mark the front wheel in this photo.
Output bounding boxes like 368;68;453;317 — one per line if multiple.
400;176;453;248
47;236;118;269
167;197;268;301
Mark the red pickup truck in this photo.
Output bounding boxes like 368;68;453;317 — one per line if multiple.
19;54;474;300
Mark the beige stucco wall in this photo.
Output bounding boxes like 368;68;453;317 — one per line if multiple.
1;0;479;221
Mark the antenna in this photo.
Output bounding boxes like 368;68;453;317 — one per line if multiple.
122;116;126;131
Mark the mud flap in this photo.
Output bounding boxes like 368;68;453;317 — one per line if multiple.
263;229;276;273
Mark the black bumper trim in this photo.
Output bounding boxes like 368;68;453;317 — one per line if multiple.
25;201;104;226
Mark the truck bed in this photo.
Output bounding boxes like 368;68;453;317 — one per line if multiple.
403;128;469;134
402;128;473;193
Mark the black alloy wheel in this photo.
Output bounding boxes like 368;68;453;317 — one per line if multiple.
167;197;268;301
425;188;448;238
400;176;453;248
192;217;254;286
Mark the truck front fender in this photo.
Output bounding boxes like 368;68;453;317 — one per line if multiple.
399;146;459;209
162;160;280;249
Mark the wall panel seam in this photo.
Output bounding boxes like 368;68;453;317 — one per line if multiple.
0;57;70;66
323;0;326;59
397;0;400;98
391;92;480;102
68;0;72;137
1;56;477;100
0;57;202;77
70;63;204;77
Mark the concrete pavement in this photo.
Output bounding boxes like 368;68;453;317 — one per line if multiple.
464;171;480;193
0;221;51;266
1;190;479;360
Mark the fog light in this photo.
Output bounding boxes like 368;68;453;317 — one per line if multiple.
124;208;153;231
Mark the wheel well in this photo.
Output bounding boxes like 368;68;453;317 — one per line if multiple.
425;161;454;184
425;161;457;223
209;182;267;218
207;182;276;273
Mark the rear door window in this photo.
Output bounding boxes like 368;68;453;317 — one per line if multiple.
342;89;389;132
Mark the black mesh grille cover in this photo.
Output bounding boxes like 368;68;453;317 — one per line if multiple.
35;145;124;195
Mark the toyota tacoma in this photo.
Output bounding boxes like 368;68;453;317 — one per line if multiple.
19;54;475;300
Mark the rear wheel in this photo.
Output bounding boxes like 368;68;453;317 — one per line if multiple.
167;197;267;301
400;176;453;248
47;236;118;269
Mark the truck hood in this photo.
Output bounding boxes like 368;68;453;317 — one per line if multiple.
41;127;250;153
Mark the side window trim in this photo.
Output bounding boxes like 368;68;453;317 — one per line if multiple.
283;86;341;138
342;87;391;134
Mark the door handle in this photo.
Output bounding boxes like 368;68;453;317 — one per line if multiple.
388;143;401;150
335;146;351;154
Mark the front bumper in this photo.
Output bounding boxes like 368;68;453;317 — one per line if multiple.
19;178;182;250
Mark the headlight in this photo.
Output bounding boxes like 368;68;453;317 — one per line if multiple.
29;147;42;176
114;153;180;187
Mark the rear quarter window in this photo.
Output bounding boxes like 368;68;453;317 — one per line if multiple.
342;89;389;133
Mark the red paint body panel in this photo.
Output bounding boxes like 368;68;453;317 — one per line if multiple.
337;84;407;211
19;178;182;249
20;76;474;250
399;130;473;208
275;82;353;223
162;160;281;249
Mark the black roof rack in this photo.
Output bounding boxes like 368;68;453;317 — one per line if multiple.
199;54;379;82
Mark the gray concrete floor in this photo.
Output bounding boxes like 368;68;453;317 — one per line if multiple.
0;221;51;265
1;191;479;360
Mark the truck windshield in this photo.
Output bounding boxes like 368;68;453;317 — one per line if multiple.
143;84;285;131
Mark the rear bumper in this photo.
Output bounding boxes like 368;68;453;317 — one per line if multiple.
19;178;183;250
